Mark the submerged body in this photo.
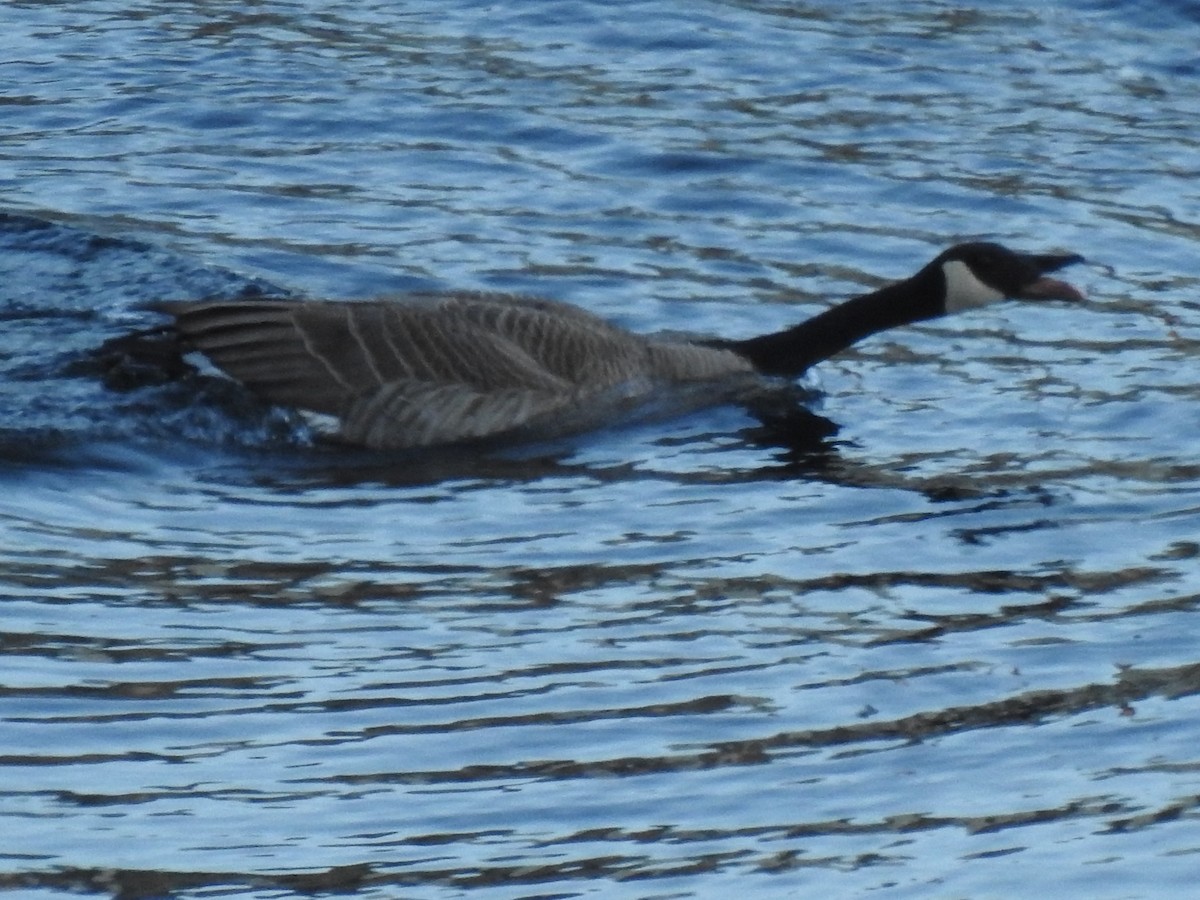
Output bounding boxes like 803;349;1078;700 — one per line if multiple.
142;242;1085;450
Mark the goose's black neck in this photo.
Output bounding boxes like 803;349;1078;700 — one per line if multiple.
725;265;945;377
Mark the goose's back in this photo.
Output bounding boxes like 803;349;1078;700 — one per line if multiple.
426;292;659;387
154;292;754;449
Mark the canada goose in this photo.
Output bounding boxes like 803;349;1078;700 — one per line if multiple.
142;242;1083;450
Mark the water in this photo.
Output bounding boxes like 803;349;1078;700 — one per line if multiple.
2;1;1200;897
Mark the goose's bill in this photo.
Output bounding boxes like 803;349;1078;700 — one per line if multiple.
1017;276;1086;302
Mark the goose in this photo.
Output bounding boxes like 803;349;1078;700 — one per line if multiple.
141;242;1084;450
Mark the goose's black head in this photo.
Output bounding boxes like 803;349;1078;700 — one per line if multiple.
932;241;1086;314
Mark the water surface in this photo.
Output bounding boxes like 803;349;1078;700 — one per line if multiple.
2;1;1200;897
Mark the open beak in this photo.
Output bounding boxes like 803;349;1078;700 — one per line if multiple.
1017;253;1086;302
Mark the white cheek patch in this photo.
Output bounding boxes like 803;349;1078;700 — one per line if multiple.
942;259;1007;313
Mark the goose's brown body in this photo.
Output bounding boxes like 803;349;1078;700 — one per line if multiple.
158;292;755;449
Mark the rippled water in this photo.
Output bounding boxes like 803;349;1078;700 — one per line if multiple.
3;1;1200;897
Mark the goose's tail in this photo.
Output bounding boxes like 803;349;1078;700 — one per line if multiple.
93;324;193;389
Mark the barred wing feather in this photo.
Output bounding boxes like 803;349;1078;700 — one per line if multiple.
152;294;688;447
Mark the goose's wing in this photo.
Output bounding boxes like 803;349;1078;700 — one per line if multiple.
418;290;622;331
152;294;754;449
424;292;656;386
152;297;578;417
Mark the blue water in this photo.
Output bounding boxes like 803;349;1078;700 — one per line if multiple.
3;1;1200;897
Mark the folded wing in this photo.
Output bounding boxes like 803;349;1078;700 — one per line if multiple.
153;293;669;448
